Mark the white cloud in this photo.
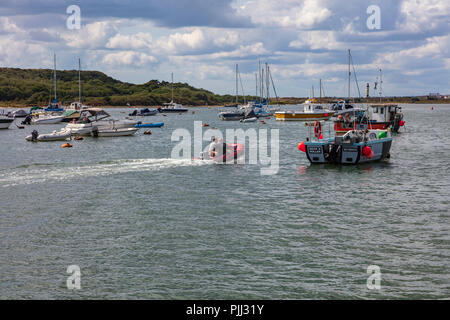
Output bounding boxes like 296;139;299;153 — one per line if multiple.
289;31;342;50
106;32;152;50
237;0;331;28
399;0;450;33
62;21;118;49
102;51;157;66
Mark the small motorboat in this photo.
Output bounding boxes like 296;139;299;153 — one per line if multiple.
135;122;164;128
90;127;138;137
31;114;65;124
129;108;158;116
240;117;257;123
26;129;71;142
10;109;29;118
196;143;244;163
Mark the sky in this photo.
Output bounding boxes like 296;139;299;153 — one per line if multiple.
0;0;449;97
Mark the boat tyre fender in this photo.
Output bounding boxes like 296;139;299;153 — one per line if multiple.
92;126;99;137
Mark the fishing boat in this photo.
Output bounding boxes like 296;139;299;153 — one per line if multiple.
298;128;392;164
31;113;65;124
135;122;164;128
129;108;158;116
158;73;188;113
0;113;14;129
25;129;71;142
90;127;138;137
64;108;139;136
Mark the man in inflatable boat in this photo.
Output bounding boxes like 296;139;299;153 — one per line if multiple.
208;137;232;159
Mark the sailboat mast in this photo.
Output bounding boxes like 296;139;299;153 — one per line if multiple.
171;72;174;102
319;79;322;102
78;58;81;103
348;49;351;100
235;64;238;105
54;53;57;103
379;68;383;102
266;63;270;103
258;60;262;103
255;73;258;98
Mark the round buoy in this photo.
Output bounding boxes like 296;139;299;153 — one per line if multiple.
431;106;434;110
260;120;266;124
192;111;195;114
162;114;167;117
399;120;405;126
203;123;209;127
74;136;83;141
338;115;343;120
62;143;73;148
362;146;374;159
144;130;152;135
297;142;306;152
266;117;271;119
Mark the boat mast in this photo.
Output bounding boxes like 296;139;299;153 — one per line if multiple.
266;63;270;104
258;60;262;103
171;72;174;103
379;68;383;102
235;64;238;105
78;58;81;103
348;49;351;101
319;79;322;102
255;73;258;99
53;53;57;103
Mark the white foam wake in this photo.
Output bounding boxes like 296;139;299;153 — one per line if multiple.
0;158;212;187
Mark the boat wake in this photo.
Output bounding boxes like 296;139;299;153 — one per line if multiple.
0;158;212;187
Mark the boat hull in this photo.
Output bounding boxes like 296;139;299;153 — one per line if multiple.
135;122;164;128
26;131;71;141
158;108;188;113
304;138;392;164
31;116;65;124
91;128;138;137
275;111;335;121
0;118;14;129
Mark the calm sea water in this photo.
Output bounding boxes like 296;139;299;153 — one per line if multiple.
0;104;449;299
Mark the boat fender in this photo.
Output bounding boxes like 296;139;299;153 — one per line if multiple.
362;146;374;159
297;142;306;152
399;120;405;126
62;143;73;148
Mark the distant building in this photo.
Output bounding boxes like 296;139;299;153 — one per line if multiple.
428;93;441;99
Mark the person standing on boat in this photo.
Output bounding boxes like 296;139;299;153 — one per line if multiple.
208;136;221;158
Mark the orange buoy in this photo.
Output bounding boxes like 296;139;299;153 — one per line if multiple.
203;123;209;127
62;143;73;148
162;114;167;117
297;142;306;152
362;146;374;159
144;130;152;135
74;136;83;141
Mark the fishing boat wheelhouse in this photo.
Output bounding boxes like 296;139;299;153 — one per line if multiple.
334;104;404;135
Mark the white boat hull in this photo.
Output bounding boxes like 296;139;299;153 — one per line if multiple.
0;119;14;129
26;130;71;141
65;120;139;135
91;128;138;137
31;115;65;124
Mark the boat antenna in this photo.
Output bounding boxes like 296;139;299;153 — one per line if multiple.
350;53;361;98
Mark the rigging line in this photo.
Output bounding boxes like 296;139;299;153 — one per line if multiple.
268;67;279;104
238;70;246;105
350;53;361;98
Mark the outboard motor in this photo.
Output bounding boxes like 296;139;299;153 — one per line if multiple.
22;115;32;125
31;130;39;142
129;110;137;116
91;126;99;137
